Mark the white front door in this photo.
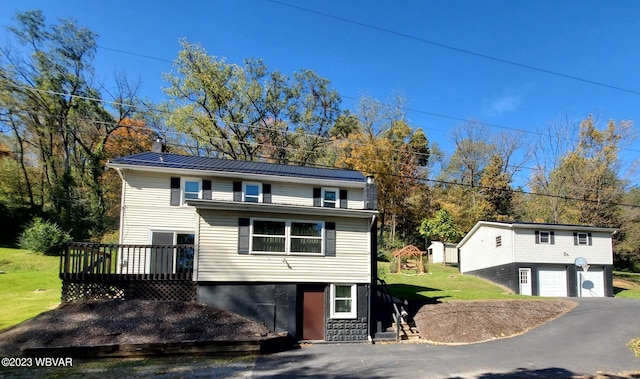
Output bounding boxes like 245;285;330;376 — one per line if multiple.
519;268;532;296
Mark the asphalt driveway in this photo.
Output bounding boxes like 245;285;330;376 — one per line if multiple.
249;298;640;378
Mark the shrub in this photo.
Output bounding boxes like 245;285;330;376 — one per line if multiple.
18;217;72;255
99;230;119;244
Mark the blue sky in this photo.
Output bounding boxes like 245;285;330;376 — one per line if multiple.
1;0;639;188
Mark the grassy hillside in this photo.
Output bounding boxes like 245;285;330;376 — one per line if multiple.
614;271;640;298
379;263;640;302
0;248;61;331
378;262;527;302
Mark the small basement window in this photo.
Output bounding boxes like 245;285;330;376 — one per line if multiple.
330;284;357;319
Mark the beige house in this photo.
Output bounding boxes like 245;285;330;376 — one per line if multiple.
108;150;379;342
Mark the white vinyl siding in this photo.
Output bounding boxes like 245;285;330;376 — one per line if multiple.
514;229;613;265
196;210;371;283
458;225;514;273
119;171;199;245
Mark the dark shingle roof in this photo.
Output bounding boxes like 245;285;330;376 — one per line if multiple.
109;152;366;182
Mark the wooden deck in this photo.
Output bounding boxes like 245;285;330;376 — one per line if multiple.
60;242;194;281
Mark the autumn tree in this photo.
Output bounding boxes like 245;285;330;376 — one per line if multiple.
101;118;156;229
335;96;430;248
163;41;341;165
0;10;141;239
540;116;631;227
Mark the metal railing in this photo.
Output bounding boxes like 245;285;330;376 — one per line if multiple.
377;278;402;342
60;242;194;281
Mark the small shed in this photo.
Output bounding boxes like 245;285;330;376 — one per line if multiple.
392;245;426;273
427;241;459;264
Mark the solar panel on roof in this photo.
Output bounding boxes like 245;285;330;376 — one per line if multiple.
109;152;366;182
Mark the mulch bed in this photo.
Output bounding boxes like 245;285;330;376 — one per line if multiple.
413;299;577;344
0;300;284;357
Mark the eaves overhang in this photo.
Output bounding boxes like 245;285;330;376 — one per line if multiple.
108;163;367;189
186;199;379;219
457;220;617;248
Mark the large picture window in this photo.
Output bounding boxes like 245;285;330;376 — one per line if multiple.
330;284;357;319
250;219;324;255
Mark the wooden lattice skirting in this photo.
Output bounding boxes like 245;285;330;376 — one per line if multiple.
61;280;196;302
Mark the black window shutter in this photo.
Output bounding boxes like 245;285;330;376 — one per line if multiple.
263;183;272;203
238;218;250;254
233;181;242;202
573;232;578;245
339;189;348;209
588;232;592;246
170;177;181;206
202;179;212;200
313;188;321;207
325;222;336;257
550;231;555;245
535;231;540;244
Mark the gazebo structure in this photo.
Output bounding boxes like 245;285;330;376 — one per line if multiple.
392;245;426;274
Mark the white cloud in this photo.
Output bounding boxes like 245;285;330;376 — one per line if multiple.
483;93;522;117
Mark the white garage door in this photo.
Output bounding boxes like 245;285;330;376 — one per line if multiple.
578;268;605;297
538;268;568;297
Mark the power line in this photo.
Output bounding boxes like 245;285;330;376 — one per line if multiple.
269;0;640;96
2;108;636;207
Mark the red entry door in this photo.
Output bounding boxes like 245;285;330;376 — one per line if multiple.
302;289;325;340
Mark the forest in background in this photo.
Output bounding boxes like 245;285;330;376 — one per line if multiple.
1;10;639;270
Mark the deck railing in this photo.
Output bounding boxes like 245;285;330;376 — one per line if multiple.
60;242;194;281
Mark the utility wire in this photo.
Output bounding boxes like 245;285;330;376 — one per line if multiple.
269;0;640;96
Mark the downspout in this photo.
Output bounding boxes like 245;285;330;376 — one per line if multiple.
368;214;377;343
115;167;126;275
116;167;126;245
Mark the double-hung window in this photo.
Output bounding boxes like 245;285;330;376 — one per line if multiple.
322;188;338;208
577;232;588;245
574;232;592;246
539;231;550;244
251;219;324;255
243;182;262;203
330;284;357;319
183;178;201;202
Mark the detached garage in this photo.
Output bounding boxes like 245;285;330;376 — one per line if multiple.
458;221;616;298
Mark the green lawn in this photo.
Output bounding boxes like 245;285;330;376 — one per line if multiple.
613;271;640;298
379;262;640;302
378;262;528;302
0;248;61;331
